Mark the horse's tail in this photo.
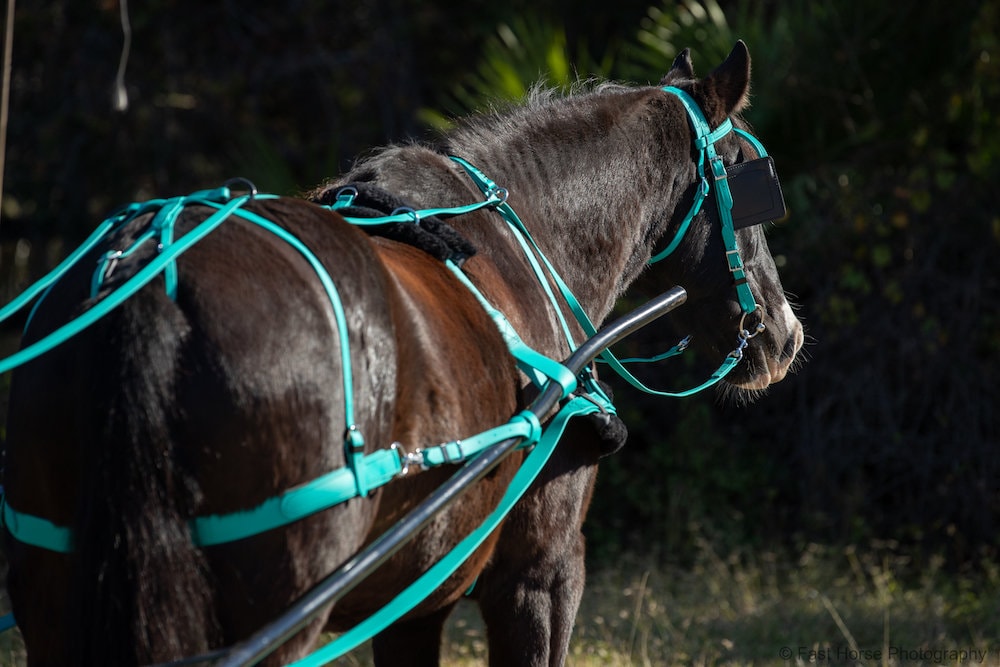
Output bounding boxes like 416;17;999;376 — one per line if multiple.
69;288;221;665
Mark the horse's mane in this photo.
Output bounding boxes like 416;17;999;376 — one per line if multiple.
308;78;678;318
437;80;639;156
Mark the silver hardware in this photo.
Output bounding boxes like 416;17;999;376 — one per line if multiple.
489;186;509;204
726;249;743;272
728;305;765;360
441;440;464;465
391;207;420;225
223;177;258;199
737;304;766;339
391;442;426;477
101;250;124;279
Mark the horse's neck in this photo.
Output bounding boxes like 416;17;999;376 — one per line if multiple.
454;134;663;327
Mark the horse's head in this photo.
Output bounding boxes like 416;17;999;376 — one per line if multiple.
647;42;804;395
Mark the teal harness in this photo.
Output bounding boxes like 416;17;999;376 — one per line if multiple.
0;86;780;659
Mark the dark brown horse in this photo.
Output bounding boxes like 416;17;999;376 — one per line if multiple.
2;42;802;666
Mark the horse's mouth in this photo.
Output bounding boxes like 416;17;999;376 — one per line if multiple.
728;320;804;393
732;355;794;391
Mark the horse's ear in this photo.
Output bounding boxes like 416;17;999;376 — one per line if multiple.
702;40;751;125
659;48;695;85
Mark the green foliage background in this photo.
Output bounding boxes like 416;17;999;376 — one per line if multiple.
1;0;997;566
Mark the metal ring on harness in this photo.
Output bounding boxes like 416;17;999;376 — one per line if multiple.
489;186;509;204
223;177;258;199
737;303;766;339
391;206;421;225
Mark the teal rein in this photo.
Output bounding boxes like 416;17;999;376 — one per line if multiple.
0;86;772;659
1;86;773;552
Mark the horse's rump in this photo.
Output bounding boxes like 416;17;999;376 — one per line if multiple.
6;198;421;662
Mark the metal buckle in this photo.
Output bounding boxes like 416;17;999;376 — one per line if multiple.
390;207;421;225
391;442;425;477
725;249;744;272
441;440;464;465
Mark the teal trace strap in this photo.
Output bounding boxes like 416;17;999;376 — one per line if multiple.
0;179;600;552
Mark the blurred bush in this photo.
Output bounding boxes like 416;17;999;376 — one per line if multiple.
1;0;997;565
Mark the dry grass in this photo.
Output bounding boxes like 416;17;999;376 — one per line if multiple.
1;541;998;666
334;539;1000;666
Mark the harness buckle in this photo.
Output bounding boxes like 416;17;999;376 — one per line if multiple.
725;249;744;272
391;442;425;477
391;207;421;225
710;155;729;181
441;440;464;465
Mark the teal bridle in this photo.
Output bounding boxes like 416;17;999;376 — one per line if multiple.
591;85;776;396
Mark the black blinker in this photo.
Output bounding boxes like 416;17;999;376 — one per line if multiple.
725;156;786;229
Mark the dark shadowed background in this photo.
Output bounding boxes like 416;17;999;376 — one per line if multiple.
1;0;997;570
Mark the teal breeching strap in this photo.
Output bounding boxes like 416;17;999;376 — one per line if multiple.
189;447;403;547
0;193;257;377
0;613;15;634
1;496;73;553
